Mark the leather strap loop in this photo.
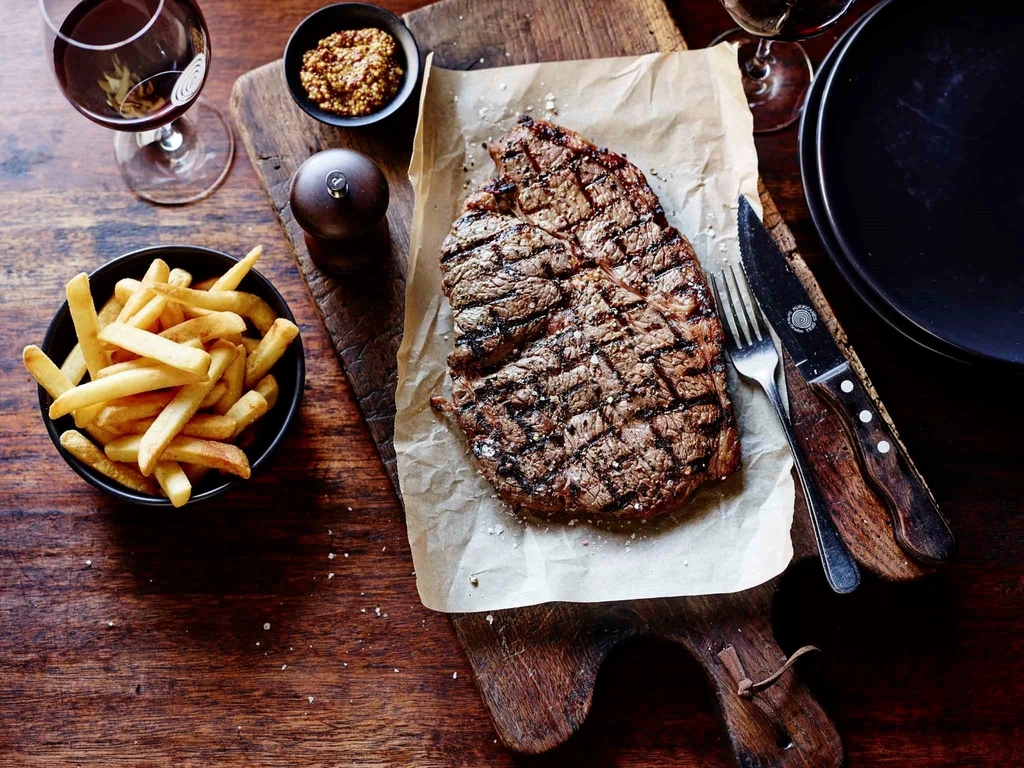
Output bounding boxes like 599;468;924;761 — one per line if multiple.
717;644;821;699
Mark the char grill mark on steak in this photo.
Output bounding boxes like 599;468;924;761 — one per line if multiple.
433;117;741;520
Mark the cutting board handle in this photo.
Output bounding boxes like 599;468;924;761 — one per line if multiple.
682;618;844;767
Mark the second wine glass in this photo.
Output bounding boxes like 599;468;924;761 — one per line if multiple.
714;0;856;133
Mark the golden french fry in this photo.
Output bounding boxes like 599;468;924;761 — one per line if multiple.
154;462;191;507
192;277;218;291
240;336;261;355
84;423;118;447
95;391;175;428
49;365;198;419
214;345;245;414
159;299;185;330
98;323;211;378
200;382;228;409
23;345;102;428
127;267;192;330
181;463;211;484
211;245;263;291
60;294;122;385
114;278;142;305
108;413;237;441
106;434;251;479
254;375;279;410
137;342;237;475
158;312;247;344
66;272;111;379
225;390;268;439
96;338;204;379
60;430;156;495
244;319;298;389
150;283;276;335
115;259;169;324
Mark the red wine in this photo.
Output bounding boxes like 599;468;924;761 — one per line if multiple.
721;0;856;41
52;0;210;131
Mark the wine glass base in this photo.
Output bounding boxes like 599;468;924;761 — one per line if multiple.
711;28;814;134
114;97;235;206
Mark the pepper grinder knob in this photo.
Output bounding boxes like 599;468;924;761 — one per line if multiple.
289;149;390;273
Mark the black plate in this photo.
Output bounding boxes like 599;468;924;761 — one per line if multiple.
39;245;305;506
815;0;1024;366
799;0;979;365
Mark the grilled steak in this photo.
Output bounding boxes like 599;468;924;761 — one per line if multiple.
431;117;740;520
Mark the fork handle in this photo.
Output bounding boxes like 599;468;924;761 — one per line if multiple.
761;378;861;594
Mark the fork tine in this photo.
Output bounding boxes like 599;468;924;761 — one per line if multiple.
721;267;753;346
727;263;762;342
737;264;770;337
709;273;740;349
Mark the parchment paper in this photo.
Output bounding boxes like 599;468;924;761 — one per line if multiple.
396;45;795;613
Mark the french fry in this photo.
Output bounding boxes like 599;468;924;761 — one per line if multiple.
49;365;199;419
114;278;142;305
200;382;228;409
192;277;218;291
107;413;237;440
240;336;261;356
137;341;237;475
23;345;103;428
158;312;247;344
181;463;211;484
115;258;169;324
159;299;185;330
127;267;192;330
96;338;204;378
221;333;244;346
225;390;268;439
211;245;262;291
61;294;122;385
244;319;299;389
254;375;279;410
154;462;191;507
214;344;245;414
98;323;211;378
106;434;251;479
66;272;111;378
94;391;176;429
150;283;277;335
60;430;156;495
84;423;118;447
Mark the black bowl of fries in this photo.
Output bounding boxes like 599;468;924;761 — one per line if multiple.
27;245;305;507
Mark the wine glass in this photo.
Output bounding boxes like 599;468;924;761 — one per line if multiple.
41;0;234;205
713;0;857;133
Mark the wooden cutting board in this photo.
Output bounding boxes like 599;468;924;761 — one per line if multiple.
230;0;931;762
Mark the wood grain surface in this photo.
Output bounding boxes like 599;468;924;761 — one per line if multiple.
1;0;1021;766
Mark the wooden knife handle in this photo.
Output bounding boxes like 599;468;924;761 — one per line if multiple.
811;362;955;565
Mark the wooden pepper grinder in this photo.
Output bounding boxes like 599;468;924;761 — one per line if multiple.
289;149;390;273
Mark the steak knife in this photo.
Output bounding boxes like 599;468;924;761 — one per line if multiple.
737;196;955;565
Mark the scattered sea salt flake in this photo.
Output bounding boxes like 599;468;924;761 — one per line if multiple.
282;665;287;670
328;573;334;580
328;553;335;560
470;575;479;586
85;560;92;567
263;622;271;630
344;553;349;558
486;614;494;625
499;83;506;90
308;696;314;704
453;672;458;679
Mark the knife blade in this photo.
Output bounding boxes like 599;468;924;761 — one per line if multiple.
737;196;955;565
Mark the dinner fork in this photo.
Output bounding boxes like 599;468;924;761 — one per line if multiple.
710;265;861;594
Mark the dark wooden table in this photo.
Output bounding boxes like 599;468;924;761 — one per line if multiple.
1;0;1020;765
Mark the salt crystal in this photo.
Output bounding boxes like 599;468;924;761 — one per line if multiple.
346;507;352;512
282;665;287;670
344;553;349;558
394;668;400;673
107;621;114;627
485;614;494;624
545;100;556;111
328;553;335;560
375;606;381;616
308;696;315;704
382;546;386;552
545;92;555;100
499;83;507;90
85;560;92;567
453;672;458;679
328;573;334;580
470;575;479;586
361;608;366;613
590;354;599;364
263;622;271;630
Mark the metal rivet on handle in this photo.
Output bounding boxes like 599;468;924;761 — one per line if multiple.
877;440;891;454
859;410;872;423
840;380;854;393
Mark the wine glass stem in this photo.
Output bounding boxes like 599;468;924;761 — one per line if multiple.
156;122;184;153
746;38;774;81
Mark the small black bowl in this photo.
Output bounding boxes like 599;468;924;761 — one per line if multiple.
38;245;305;507
283;2;421;128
